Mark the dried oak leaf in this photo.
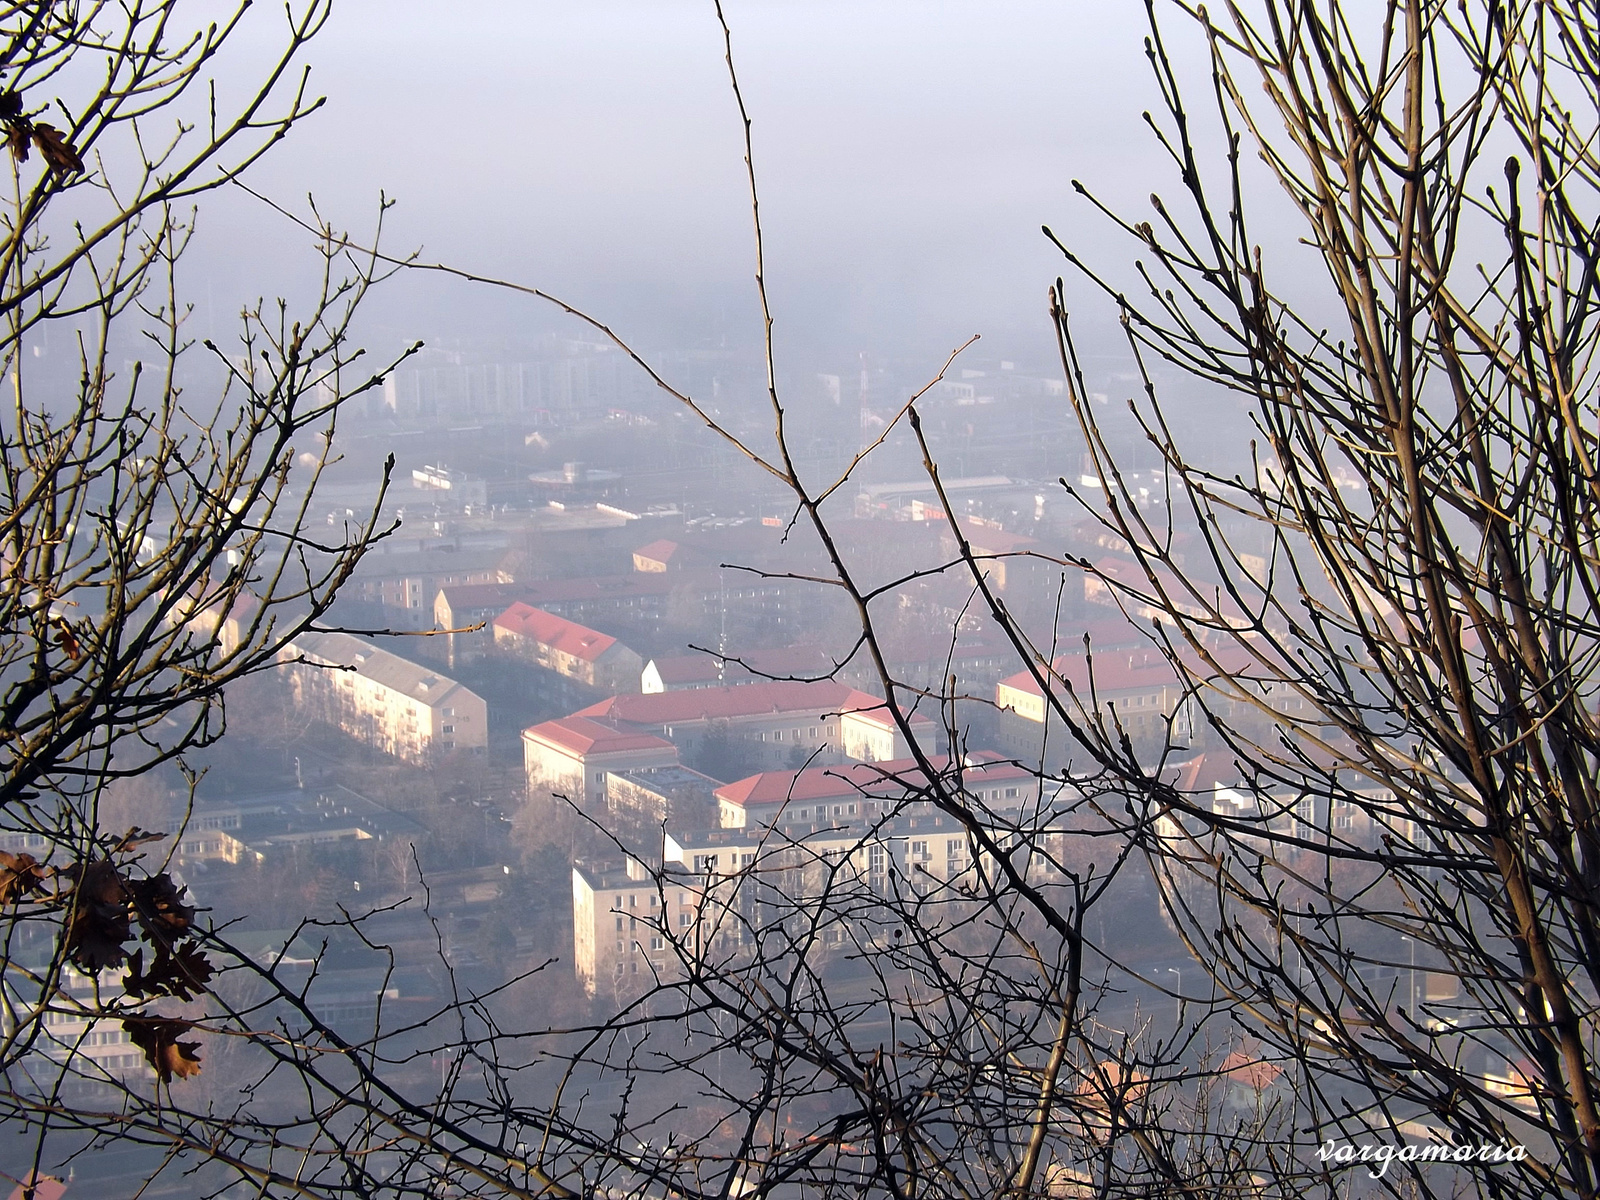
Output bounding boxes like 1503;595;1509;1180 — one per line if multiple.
114;827;167;854
0;91;23;122
61;858;130;972
127;872;194;941
0;851;47;905
122;1016;202;1082
31;124;81;175
6;122;27;164
50;615;81;661
124;942;213;1002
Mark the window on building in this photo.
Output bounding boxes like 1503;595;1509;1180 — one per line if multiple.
679;912;693;927
442;724;455;734
615;916;624;931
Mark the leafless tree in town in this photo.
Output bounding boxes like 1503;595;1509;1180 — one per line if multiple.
436;0;1600;1195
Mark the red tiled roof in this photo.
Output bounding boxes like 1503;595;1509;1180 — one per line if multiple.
715;753;1032;810
1220;1051;1282;1090
647;655;724;685
494;602;618;663
580;679;857;725
523;716;676;758
7;1175;65;1200
951;516;1038;555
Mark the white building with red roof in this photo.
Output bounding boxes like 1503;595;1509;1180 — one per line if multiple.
493;601;642;695
713;753;1036;830
522;715;679;807
575;679;938;767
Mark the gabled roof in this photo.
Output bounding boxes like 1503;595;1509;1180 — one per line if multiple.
648;645;836;686
646;655;724;685
436;582;524;614
950;516;1038;555
580;679;935;730
579;679;857;725
633;539;682;565
287;631;475;709
715;753;1033;811
1220;1051;1283;1090
523;716;677;758
494;601;619;663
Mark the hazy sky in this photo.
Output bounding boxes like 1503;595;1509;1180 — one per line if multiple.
202;1;1207;371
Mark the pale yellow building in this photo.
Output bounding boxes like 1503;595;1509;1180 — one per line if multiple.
281;631;488;762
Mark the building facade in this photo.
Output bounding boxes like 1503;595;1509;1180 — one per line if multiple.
281;631;488;762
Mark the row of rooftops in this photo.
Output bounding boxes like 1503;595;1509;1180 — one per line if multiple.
522;678;937;757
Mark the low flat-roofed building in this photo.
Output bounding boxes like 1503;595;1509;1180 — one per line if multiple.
605;765;721;824
177;785;426;866
281;631;488;762
523;716;679;807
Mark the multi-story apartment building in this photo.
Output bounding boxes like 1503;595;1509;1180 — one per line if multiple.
522;715;679;808
433;582;525;665
280;631;488;762
712;753;1036;830
571;856;703;995
6;963;151;1083
572;793;1076;995
350;546;512;628
493;601;642;696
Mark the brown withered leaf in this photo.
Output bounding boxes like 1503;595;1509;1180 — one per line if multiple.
127;873;194;941
0;851;47;905
50;616;80;661
114;827;167;853
0;91;23;122
61;858;130;972
122;1016;202;1082
7;122;28;164
31;124;81;175
124;942;213;1002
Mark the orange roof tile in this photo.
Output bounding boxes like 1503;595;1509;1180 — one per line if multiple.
494;602;619;663
523;716;676;758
